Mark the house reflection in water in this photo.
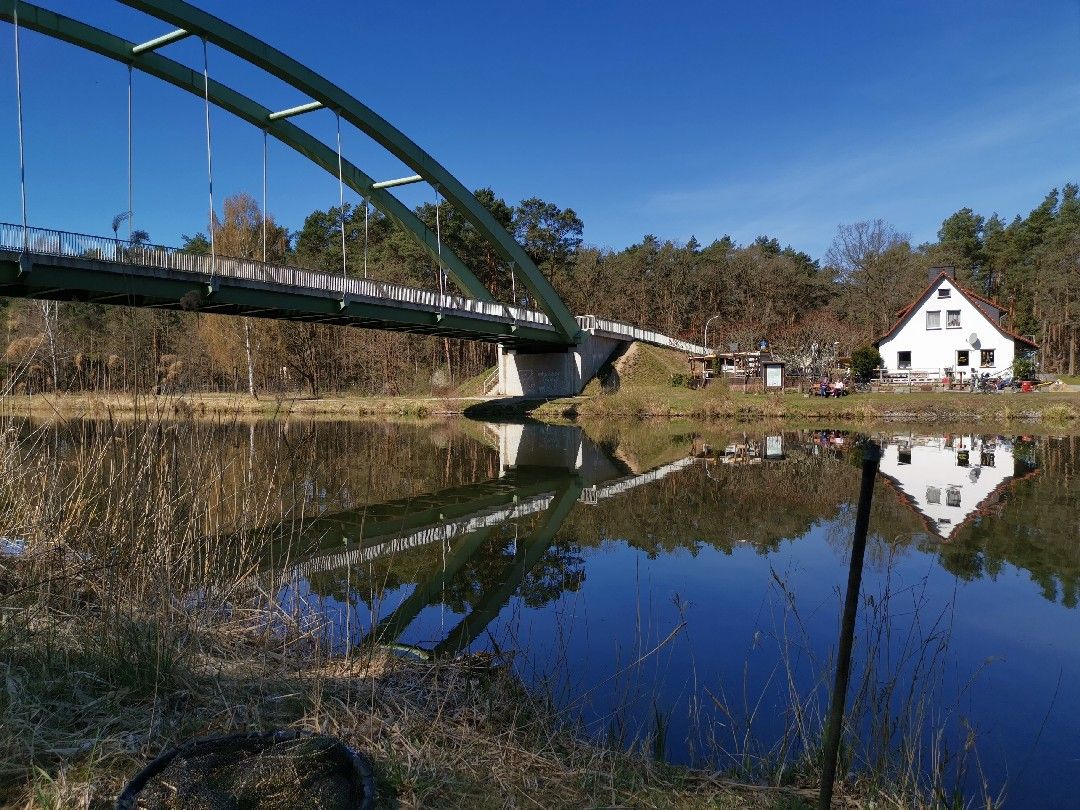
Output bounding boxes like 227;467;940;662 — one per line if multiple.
878;434;1038;540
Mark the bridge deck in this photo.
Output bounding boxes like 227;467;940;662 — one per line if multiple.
0;223;707;353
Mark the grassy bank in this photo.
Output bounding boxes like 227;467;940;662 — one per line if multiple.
0;391;476;421
6;344;1078;425
540;386;1080;422
7;385;1080;427
525;344;1080;423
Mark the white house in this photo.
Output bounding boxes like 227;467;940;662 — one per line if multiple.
876;268;1037;378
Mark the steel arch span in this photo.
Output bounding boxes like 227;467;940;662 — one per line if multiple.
0;0;582;344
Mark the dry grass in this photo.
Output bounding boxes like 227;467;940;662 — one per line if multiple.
0;391;480;422
1;601;787;809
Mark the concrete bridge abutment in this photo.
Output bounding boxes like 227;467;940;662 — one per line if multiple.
495;335;624;397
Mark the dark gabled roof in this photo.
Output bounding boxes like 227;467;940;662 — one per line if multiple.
877;271;1038;350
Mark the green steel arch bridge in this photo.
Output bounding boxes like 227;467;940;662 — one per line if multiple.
0;0;706;395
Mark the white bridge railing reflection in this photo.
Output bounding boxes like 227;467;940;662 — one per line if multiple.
279;456;700;580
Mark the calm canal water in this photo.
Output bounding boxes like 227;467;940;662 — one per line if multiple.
20;417;1080;806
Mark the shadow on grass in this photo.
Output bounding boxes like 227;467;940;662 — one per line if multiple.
463;396;576;421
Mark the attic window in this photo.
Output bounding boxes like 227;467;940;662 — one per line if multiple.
938;288;951;298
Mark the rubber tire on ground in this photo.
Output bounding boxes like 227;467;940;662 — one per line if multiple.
115;729;376;810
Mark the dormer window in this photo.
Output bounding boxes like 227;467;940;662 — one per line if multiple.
938;288;951;299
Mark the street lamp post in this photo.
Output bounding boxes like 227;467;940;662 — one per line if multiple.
701;314;721;384
703;314;721;353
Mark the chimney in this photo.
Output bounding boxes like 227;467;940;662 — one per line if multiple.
928;265;956;283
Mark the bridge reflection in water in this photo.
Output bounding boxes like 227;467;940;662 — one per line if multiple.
256;422;696;657
253;425;1041;660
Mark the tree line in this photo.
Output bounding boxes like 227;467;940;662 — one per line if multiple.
3;182;1078;396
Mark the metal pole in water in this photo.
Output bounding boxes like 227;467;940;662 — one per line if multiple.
818;439;879;810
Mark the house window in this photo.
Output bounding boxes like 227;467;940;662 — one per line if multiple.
981;451;996;468
946;310;961;329
980;349;995;367
938;288;951;298
926;310;941;330
926;486;941;504
946;487;961;507
897;351;911;369
956;350;969;367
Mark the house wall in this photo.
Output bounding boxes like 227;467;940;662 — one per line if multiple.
878;278;1016;375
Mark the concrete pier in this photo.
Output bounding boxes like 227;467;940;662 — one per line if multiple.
495;334;622;397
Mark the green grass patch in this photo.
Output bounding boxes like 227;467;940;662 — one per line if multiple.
453;366;497;397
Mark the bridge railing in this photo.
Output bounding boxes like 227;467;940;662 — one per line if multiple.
576;315;708;354
2;223;707;351
0;222;554;328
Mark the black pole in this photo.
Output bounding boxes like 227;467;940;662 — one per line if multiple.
818;440;880;810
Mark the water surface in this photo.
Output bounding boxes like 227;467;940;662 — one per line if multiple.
16;418;1080;806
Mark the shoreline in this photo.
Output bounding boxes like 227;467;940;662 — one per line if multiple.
3;388;1079;424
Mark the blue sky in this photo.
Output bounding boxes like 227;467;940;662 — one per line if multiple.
1;0;1079;260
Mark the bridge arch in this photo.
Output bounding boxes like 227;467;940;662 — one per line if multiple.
0;0;581;342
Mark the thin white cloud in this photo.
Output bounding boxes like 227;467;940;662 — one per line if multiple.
641;81;1080;257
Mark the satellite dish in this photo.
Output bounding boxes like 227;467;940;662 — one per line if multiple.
967;333;980;348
